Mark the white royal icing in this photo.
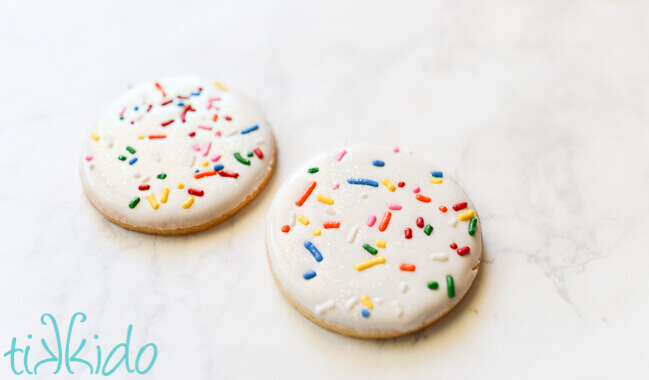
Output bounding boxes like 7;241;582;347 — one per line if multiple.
266;144;481;335
81;77;275;231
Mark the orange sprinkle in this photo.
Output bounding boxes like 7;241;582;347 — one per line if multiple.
378;211;392;232
212;114;218;122
399;263;416;272
148;134;167;139
281;225;290;233
295;181;317;207
439;206;448;212
155;81;166;97
323;221;340;229
194;170;217;179
415;194;431;203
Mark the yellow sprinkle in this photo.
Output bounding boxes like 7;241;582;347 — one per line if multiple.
177;183;185;189
91;133;100;141
354;256;386;271
375;240;386;248
214;81;228;92
316;195;334;205
160;187;169;203
430;178;443;184
382;179;396;192
138;135;144;139
313;230;321;236
201;161;209;167
146;194;159;210
298;215;310;225
458;209;475;221
182;197;194;209
360;296;374;310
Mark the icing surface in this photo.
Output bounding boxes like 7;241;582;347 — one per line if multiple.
80;77;275;231
266;144;481;335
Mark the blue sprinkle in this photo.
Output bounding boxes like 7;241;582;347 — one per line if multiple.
241;125;259;134
347;178;379;187
190;91;201;96
195;169;199;173
128;157;138;165
372;160;385;167
303;270;317;280
134;106;139;111
213;164;224;172
303;241;323;262
431;171;443;178
177;102;185;107
361;309;370;318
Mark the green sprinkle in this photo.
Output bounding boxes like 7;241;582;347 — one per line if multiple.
424;224;433;236
119;116;124;120
234;152;251;166
363;244;378;255
247;151;254;157
446;275;455;298
126;146;136;154
427;281;439;290
468;218;477;236
157;173;167;179
308;167;319;174
128;197;140;209
118;155;127;161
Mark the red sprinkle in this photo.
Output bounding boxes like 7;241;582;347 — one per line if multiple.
188;188;204;196
155;82;166;97
399;263;416;272
177;95;188;99
161;99;173;106
161;119;175;127
415;194;431;203
450;242;458;249
218;171;239;178
194;170;217;179
453;202;468;211
180;105;196;123
253;148;264;159
138;184;150;191
439;206;448;213
398;182;405;188
416;217;424;228
130;121;134;125
457;246;471;256
225;116;232;121
323;221;340;229
148;134;167;139
404;228;412;239
281;225;290;233
189;131;196;137
147;104;153;112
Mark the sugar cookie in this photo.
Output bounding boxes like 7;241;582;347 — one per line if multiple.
266;144;481;338
81;77;276;234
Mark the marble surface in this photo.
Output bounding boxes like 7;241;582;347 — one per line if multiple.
1;0;648;378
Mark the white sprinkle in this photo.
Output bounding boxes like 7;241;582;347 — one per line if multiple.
88;163;95;169
344;296;358;310
347;225;359;244
226;129;238;137
430;253;449;261
141;175;151;183
289;211;296;227
447;218;458;227
325;206;335;216
315;300;335;315
399;282;408;293
133;170;140;178
391;301;403;317
255;138;265;145
186;153;196;168
105;134;113;148
373;297;383;305
361;193;369;199
152;150;161;162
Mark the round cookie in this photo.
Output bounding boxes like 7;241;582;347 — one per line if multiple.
266;144;481;338
81;77;276;235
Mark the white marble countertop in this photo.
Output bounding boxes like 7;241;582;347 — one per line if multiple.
1;0;647;378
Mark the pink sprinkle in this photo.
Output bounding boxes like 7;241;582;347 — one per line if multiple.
388;203;402;210
202;142;212;156
85;155;93;161
331;183;339;190
198;125;212;131
367;215;377;227
335;150;347;161
206;97;221;110
192;143;201;152
393;146;399;152
215;131;222;137
412;186;420;193
210;154;222;162
119;107;126;116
